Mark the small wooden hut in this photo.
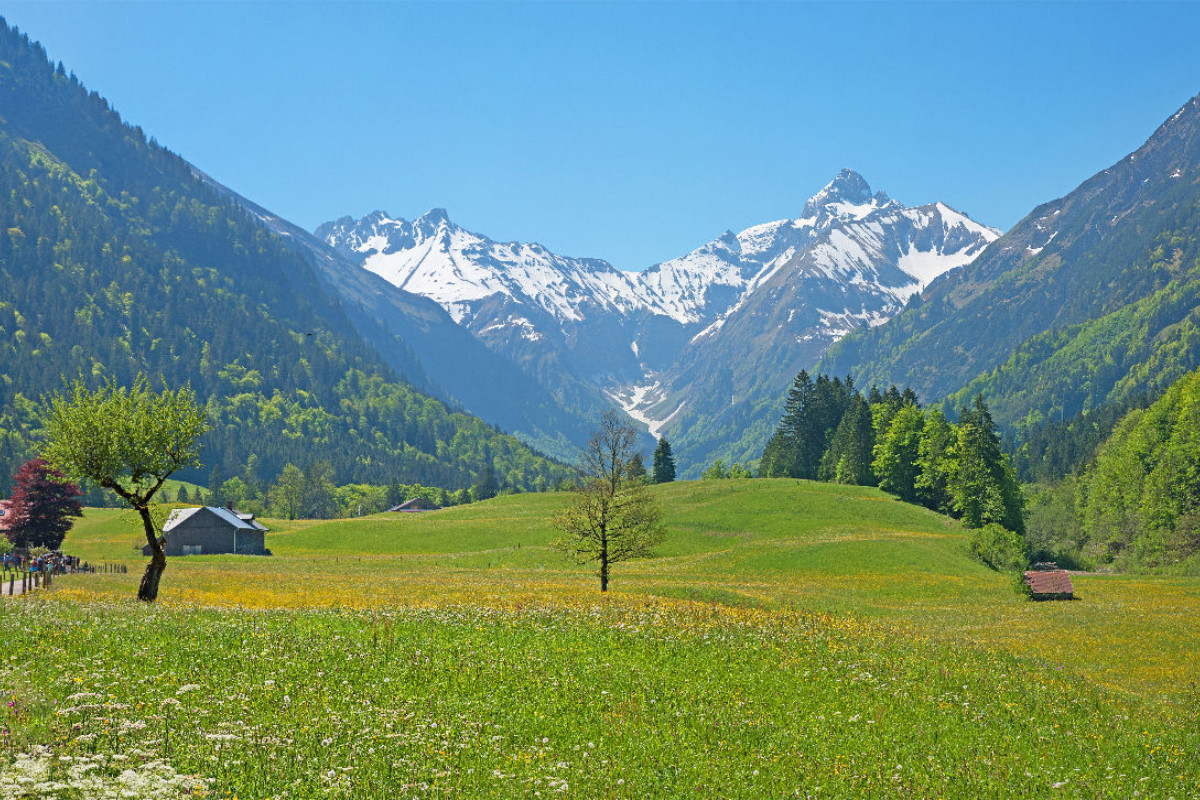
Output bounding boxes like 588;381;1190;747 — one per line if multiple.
142;506;268;556
1023;568;1074;601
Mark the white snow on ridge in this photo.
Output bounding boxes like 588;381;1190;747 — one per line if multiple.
321;171;999;358
332;210;659;325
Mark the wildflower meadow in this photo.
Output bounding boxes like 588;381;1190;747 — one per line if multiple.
3;480;1199;798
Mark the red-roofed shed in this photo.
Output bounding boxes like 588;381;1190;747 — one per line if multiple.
1024;569;1074;601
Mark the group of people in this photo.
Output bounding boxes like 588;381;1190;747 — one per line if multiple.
1;551;81;575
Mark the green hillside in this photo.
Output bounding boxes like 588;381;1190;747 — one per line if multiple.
57;479;1200;698
0;19;569;493
1058;367;1200;571
9;478;1196;797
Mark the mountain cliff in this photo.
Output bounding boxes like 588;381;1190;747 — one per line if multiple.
821;91;1200;435
321;171;997;474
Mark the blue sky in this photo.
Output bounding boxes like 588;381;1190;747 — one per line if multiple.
6;2;1200;270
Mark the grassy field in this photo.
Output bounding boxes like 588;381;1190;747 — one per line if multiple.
4;479;1199;797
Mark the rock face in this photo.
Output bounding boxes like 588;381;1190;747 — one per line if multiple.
631;176;998;472
319;170;998;474
821;92;1200;435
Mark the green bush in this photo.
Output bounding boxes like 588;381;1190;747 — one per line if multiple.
968;523;1029;573
1012;569;1034;600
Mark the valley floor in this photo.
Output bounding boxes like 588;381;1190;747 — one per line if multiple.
3;480;1198;798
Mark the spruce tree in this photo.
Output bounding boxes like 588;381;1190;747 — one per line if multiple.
761;372;854;480
627;452;648;484
473;465;499;501
819;395;875;485
760;371;814;477
652;437;676;483
951;396;1024;533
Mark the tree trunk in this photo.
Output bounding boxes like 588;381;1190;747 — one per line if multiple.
137;505;165;602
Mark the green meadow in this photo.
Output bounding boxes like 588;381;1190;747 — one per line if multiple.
4;479;1199;798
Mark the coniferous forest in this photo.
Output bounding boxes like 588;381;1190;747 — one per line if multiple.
758;371;1024;534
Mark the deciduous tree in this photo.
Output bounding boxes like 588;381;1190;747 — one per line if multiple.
4;458;83;550
268;463;306;520
40;377;208;601
873;404;926;502
552;412;665;592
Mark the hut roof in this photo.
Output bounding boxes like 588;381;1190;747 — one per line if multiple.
1024;569;1074;598
388;498;439;512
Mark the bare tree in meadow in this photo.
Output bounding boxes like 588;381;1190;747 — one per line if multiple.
551;412;665;592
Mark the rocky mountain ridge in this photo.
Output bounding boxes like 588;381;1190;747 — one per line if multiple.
820;91;1200;436
321;170;999;473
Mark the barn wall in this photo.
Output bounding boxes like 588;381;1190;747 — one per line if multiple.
163;514;266;556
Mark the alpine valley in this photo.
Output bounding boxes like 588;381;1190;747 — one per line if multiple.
318;170;998;475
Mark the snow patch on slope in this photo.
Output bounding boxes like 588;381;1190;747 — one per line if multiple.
604;382;684;439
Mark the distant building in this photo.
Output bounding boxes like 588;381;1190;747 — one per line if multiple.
1023;567;1074;601
0;499;11;534
387;498;440;513
142;506;269;556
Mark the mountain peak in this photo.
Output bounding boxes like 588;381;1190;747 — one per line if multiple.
418;207;451;225
804;169;873;215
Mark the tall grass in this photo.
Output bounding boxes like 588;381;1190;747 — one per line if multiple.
3;479;1197;797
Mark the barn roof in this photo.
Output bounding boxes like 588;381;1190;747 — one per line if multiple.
388;498;439;512
164;506;263;533
1024;569;1074;597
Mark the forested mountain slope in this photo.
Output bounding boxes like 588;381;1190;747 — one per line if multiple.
0;20;569;493
198;174;598;463
1027;366;1200;572
822;91;1200;433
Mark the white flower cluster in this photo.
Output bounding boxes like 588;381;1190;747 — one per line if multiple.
0;746;210;799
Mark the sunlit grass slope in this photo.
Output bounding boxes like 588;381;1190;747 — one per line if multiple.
4;479;1198;797
54;480;1200;699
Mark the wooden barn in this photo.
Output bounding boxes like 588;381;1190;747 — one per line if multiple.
142;506;269;557
387;497;440;512
1023;567;1074;601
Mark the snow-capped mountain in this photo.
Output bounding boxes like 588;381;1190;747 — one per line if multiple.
635;169;995;335
317;209;659;402
318;170;999;474
319;209;653;326
618;171;1000;473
